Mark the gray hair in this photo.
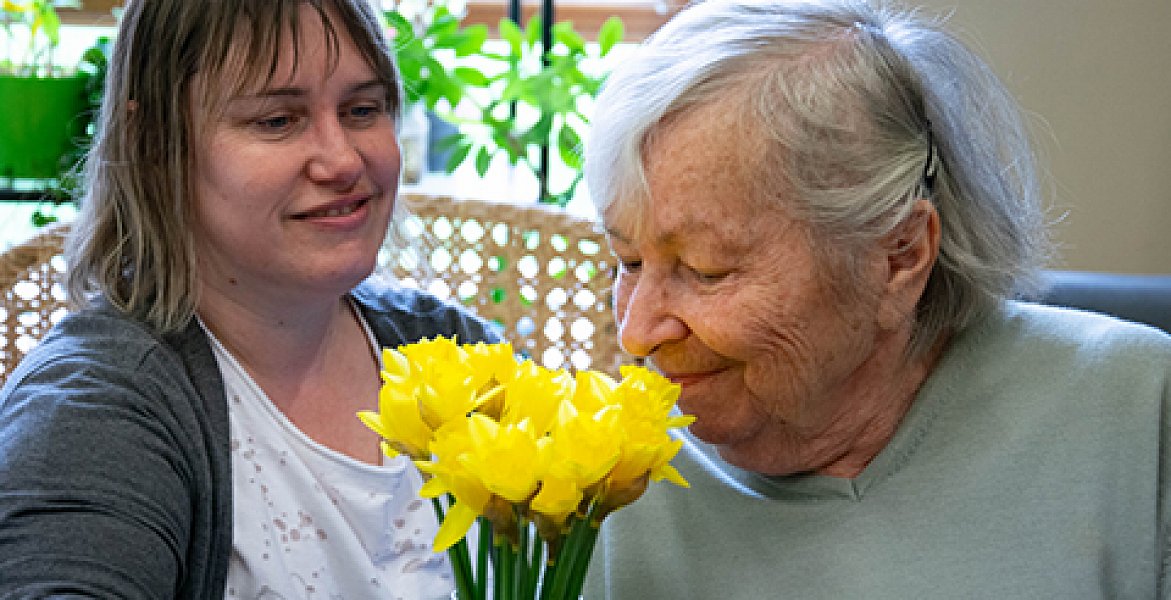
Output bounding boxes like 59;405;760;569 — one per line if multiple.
67;0;402;333
584;0;1051;355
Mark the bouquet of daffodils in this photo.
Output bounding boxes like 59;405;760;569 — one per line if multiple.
358;336;693;600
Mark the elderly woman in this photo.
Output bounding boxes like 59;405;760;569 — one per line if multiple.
0;0;495;597
583;0;1171;597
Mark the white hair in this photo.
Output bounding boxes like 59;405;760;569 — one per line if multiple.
585;0;1052;355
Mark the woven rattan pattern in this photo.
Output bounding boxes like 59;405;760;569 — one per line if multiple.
0;195;629;385
390;193;629;375
0;223;69;384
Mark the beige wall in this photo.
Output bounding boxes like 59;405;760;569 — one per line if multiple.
915;0;1171;275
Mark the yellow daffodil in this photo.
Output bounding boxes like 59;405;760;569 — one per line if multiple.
498;359;573;433
458;414;547;503
545;401;621;492
356;385;433;460
357;336;693;600
416;421;491;552
465;340;519;385
381;346;412;382
530;473;584;547
570;369;618;415
464;341;517;419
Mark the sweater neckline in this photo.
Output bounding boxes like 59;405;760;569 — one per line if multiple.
688;304;1000;502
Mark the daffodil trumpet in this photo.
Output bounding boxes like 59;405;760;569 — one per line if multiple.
358;336;694;599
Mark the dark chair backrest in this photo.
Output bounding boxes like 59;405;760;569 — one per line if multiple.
1039;270;1171;334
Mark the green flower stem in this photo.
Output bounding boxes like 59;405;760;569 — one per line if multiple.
512;524;524;599
563;503;605;599
562;522;600;600
526;528;544;598
476;517;491;600
431;497;476;600
538;551;560;600
544;506;602;600
495;537;518;600
492;541;505;600
513;520;533;599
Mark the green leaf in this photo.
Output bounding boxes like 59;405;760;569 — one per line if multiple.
31;210;57;228
37;2;61;48
498;18;524;57
383;10;415;39
445;142;473;173
475;146;492;177
453;24;489;57
435;71;464;108
598;16;624;56
452;66;490;87
436;25;487;56
553;22;585;54
418;84;441;110
525;14;543;48
426;9;460;37
433;132;465;151
530;114;555;140
492;130;522;163
557;125;583;170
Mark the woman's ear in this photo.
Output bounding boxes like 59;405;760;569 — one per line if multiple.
877;198;941;330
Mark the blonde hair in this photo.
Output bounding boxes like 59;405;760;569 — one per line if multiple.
67;0;402;332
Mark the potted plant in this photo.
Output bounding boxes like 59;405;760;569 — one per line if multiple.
384;1;489;184
385;1;623;206
0;0;96;182
447;14;623;206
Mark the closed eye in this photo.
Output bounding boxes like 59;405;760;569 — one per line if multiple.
688;266;730;284
617;259;642;274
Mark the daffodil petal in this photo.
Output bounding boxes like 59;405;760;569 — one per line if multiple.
654;464;690;488
378;440;400;459
417;472;448;498
432;502;480;553
356;410;387;438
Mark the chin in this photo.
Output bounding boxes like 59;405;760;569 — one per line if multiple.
684;418;741;447
314;257;378;293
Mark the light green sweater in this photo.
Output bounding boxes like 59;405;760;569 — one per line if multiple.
586;302;1171;599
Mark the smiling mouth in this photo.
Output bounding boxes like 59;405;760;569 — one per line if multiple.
293;197;368;219
664;369;725;387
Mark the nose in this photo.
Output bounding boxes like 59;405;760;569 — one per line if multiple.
616;272;689;358
306;116;363;188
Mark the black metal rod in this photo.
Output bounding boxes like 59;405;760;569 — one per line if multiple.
0;189;69;203
538;0;554;203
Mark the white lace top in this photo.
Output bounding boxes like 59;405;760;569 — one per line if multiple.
203;316;454;600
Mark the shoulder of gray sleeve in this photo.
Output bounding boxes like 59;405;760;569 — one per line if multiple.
0;307;227;598
352;277;505;349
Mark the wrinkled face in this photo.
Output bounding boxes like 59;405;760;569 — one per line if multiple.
604;102;890;475
191;5;400;308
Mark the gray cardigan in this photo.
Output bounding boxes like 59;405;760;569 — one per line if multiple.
0;280;498;598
